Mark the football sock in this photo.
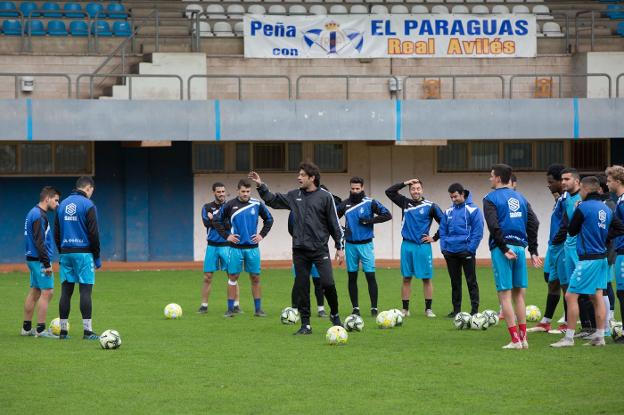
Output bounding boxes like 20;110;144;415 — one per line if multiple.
60;318;69;335
78;284;93;320
317;305;325;312
347;272;359;308
507;326;520;343
544;293;560;319
596;328;605;338
324;284;339;316
565;328;575;340
227;299;234;311
83;319;92;333
402;300;409;311
36;323;45;334
364;272;378;309
23;321;32;332
254;298;262;312
201;303;208;308
425;299;432;311
518;323;527;339
234;300;240;307
603;296;610;331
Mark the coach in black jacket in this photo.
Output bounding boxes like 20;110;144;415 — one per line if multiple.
249;162;344;335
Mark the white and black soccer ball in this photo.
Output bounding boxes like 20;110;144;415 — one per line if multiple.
482;310;499;327
280;307;300;325
388;309;404;327
525;305;541;322
470;313;489;330
344;314;364;332
326;326;348;345
99;329;122;350
453;312;472;330
376;311;395;329
164;303;183;319
612;323;624;343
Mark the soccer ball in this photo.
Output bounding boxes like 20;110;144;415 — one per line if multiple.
164;303;183;319
482;310;499;327
612;323;624;342
470;313;489;330
49;317;69;336
376;311;395;329
99;329;122;349
525;305;542;322
453;312;472;330
325;326;348;345
344;314;364;332
280;307;300;325
388;309;404;327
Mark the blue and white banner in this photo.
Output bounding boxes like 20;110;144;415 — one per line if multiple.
244;14;536;58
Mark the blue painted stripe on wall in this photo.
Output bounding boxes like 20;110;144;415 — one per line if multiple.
395;99;402;141
573;97;579;139
26;98;33;140
215;100;221;141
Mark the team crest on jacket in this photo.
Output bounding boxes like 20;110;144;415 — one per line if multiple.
65;203;77;216
598;210;607;229
508;198;522;218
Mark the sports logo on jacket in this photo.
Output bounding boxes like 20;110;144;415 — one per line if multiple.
64;203;78;221
508;198;522;218
598;210;607;229
251;208;256;215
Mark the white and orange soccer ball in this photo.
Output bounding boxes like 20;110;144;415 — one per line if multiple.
49;317;69;336
376;311;395;329
164;303;183;319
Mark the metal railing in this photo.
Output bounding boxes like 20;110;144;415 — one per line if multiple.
296;75;400;100
187;75;291;100
574;10;598;52
617;74;624;98
402;74;506;100
509;73;612;98
0;73;72;98
76;73;184;99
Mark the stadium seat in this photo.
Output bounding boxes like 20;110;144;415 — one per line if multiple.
289;5;307;14
304;0;323;3
91;20;112;36
425;0;443;3
386;0;405;4
86;2;104;18
284;0;300;3
372;5;389;14
19;2;38;17
324;0;342;4
206;4;225;18
486;0;503;3
511;5;530;14
532;5;552;20
213;21;233;37
466;0;484;3
471;5;488;14
329;5;347;14
350;5;368;13
526;0;544;3
268;5;286;14
507;0;524;3
69;20;88;36
63;2;83;18
446;0;464;3
227;4;245;18
411;5;428;13
2;19;21;35
247;4;266;15
365;0;384;4
42;2;62;17
47;19;68;36
309;5;327;15
406;0;425;3
192;20;211;37
451;5;469;13
491;5;510;14
542;21;564;37
185;4;203;19
234;21;243;36
617;22;624;36
606;5;624;19
346;0;364;4
0;1;17;17
431;5;449;13
25;19;45;35
391;5;409;14
112;20;131;36
107;3;127;19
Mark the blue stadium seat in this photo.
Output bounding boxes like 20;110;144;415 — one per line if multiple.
91;20;112;36
86;2;104;18
2;19;21;35
617;22;624;37
19;2;39;17
112;20;131;36
25;19;45;36
107;2;127;19
0;1;18;17
47;19;67;36
42;2;62;18
606;4;624;19
63;2;83;18
69;20;88;36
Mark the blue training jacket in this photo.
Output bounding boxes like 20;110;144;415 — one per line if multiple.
24;206;55;268
439;190;484;255
337;194;392;243
568;193;615;259
214;197;273;248
201;201;228;246
615;194;624;253
54;190;100;259
548;195;564;245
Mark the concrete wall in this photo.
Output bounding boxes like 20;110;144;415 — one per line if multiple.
193;142;555;261
585;52;624;98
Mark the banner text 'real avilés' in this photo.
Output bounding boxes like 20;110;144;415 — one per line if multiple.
243;14;537;59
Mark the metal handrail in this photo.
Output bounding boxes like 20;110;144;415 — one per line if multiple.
0;73;72;98
187;75;291;100
509;73;612;98
296;75;399;100
617;73;624;98
575;10;597;52
76;73;184;100
550;13;570;54
402;74;505;99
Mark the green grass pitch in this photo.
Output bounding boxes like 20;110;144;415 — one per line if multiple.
1;266;622;414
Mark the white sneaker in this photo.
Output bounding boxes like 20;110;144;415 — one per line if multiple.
20;328;35;337
401;309;410;317
502;341;523;350
583;336;606;347
550;337;575;348
521;339;529;349
425;309;436;318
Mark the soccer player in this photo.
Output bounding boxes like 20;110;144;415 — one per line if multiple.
198;182;240;314
21;186;60;338
528;164;566;333
598;174;617;335
439;183;483;317
385;178;443;318
606;165;624;325
483;164;541;349
214;179;273;317
250;162;345;334
337;177;391;317
54;176;101;340
551;176;624;347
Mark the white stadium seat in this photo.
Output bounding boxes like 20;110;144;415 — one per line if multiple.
471;5;489;14
431;5;449;13
426;0;444;3
447;0;464;3
390;5;409;14
284;0;300;3
309;5;327;14
465;0;484;3
205;4;225;19
304;0;323;3
411;5;428;13
329;5;348;13
227;4;245;17
533;5;553;20
406;0;425;4
345;0;364;3
234;22;244;36
350;5;369;14
451;5;469;14
507;0;524;3
486;0;503;3
289;5;307;14
324;0;343;4
195;21;212;37
213;21;233;37
542;21;564;37
386;0;407;4
247;5;266;15
371;4;389;13
511;5;530;14
491;5;510;14
365;0;384;4
268;5;287;14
